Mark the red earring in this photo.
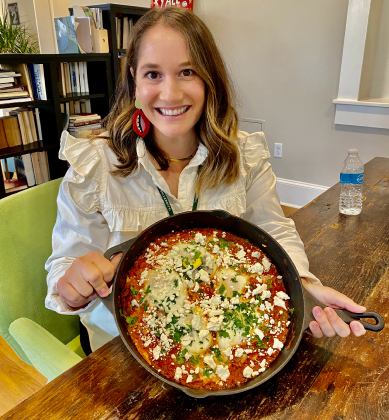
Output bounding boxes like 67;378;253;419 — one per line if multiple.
132;98;150;138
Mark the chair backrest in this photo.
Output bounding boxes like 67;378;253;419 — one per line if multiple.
0;178;79;364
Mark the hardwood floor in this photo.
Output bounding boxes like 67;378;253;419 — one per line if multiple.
0;335;47;416
0;205;297;416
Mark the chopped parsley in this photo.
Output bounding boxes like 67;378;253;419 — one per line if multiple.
190;355;200;364
130;286;138;296
231;277;238;283
218;330;230;339
176;348;188;365
203;367;214;378
210;347;224;363
174;279;179;287
218;284;226;295
125;316;138;328
144;285;151;294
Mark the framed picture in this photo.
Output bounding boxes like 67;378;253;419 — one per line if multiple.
8;3;20;25
151;0;193;12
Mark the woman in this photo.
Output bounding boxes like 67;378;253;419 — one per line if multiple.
45;8;366;353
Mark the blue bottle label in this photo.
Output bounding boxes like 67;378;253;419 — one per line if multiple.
340;173;364;184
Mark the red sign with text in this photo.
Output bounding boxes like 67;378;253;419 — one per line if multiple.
151;0;193;12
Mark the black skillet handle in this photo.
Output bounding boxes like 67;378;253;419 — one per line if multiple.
99;237;137;315
302;287;385;332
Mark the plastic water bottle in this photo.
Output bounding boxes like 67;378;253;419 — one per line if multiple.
339;149;364;215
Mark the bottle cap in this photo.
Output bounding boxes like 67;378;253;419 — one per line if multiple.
348;148;358;155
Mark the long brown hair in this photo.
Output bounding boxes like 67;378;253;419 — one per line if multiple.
104;7;240;194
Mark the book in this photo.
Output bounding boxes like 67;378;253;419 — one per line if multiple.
69;118;101;127
38;152;50;183
16;112;28;145
54;16;80;54
32;64;47;100
35;108;43;140
0;120;9;148
2;117;22;146
27;110;39;143
31;152;42;184
123;16;129;49
0;83;13;88
68;127;105;138
0;91;29;99
0;70;22;77
0;84;27;92
0;77;17;84
4;178;28;193
0;97;32;105
69;123;101;131
91;27;109;53
22;154;36;186
69;62;78;92
0;64;34;99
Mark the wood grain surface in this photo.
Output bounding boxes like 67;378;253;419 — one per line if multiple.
2;157;387;420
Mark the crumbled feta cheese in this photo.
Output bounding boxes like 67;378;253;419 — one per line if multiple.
252;284;267;296
254;328;264;340
276;291;290;300
181;335;193;347
274;296;287;310
261;290;271;300
262;257;271;271
195;367;200;374
191;314;202;331
273;338;284;350
243;366;253;378
248;262;264;275
194;232;206;245
199;329;210;340
235;348;244;358
131;299;139;307
267;348;274;356
174;367;183;380
216;365;230;382
153;346;161;360
251;251;260;258
186;375;193;383
204;355;216;370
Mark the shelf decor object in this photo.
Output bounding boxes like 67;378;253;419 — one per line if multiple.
150;0;193;12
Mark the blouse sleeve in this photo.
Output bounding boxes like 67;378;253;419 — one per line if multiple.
239;132;321;285
45;132;111;315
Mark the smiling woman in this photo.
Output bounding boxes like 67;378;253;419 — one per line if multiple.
105;7;240;194
46;7;368;356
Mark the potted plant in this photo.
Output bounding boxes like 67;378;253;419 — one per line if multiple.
0;3;39;53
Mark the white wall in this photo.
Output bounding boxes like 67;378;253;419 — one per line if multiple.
193;0;389;190
41;0;389;203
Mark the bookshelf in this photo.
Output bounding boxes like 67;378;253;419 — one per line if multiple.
69;4;150;87
0;53;113;199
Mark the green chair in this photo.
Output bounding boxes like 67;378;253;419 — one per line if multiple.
0;178;85;381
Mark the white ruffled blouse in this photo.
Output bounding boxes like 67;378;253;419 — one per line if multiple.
45;130;320;351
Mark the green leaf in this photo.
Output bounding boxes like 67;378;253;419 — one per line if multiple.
190;355;200;364
231;277;238;283
144;285;152;294
174;279;178;287
130;286;138;296
176;348;188;365
218;330;230;338
125;316;138;328
218;284;226;295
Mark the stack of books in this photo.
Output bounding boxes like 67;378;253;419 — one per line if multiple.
0;108;42;149
0;69;33;106
68;113;104;138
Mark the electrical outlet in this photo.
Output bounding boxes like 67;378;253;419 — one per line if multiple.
274;143;282;158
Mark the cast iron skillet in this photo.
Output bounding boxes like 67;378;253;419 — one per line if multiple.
101;210;384;398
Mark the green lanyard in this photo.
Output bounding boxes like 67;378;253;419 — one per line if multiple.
157;187;198;216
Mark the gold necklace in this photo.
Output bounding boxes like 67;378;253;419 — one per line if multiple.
167;153;195;162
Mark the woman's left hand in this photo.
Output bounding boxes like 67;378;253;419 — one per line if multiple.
302;279;367;338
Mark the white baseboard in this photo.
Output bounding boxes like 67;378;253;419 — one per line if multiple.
276;178;329;208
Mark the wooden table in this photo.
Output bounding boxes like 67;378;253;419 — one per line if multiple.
2;157;388;420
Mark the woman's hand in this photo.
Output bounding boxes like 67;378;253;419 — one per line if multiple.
57;252;123;309
302;279;366;338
